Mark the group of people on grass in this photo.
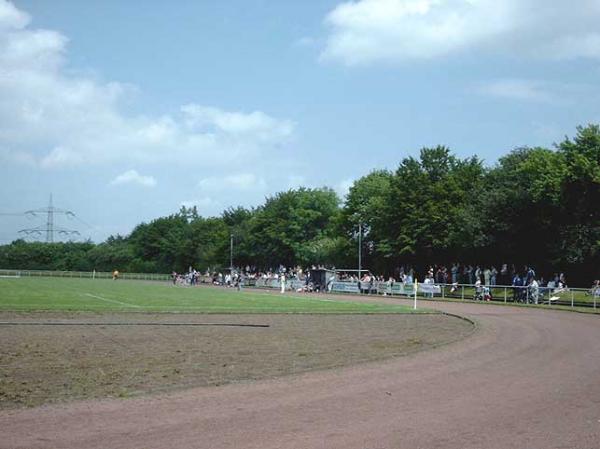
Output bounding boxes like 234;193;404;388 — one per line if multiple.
166;262;600;305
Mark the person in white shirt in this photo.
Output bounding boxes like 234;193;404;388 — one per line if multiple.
529;278;539;304
483;268;491;286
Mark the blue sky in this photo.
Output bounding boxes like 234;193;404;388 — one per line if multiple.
1;0;599;243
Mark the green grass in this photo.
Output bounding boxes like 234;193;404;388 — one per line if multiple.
0;278;419;314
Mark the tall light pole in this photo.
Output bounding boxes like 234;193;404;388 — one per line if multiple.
230;234;234;271
358;222;362;278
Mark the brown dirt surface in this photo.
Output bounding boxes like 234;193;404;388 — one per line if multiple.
0;311;471;409
1;298;599;449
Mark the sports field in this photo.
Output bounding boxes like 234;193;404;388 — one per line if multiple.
0;277;417;314
0;277;477;409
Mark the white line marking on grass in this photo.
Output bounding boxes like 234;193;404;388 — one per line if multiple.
84;293;140;308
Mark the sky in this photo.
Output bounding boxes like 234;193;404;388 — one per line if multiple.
1;0;599;243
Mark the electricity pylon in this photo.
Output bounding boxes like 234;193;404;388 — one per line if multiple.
18;194;80;242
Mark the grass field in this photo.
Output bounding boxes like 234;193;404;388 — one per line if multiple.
0;277;468;409
0;277;419;314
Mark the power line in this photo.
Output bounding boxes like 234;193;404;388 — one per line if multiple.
16;194;82;243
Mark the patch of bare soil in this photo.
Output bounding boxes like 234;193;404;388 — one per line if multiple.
0;312;472;409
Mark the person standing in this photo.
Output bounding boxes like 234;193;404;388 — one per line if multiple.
529;278;539;304
513;272;523;302
591;280;600;299
525;266;535;285
475;266;482;284
559;273;567;288
490;266;498;286
466;265;474;284
327;273;335;292
484;267;491;286
500;264;508;285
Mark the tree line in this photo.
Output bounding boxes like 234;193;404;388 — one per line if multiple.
1;124;599;285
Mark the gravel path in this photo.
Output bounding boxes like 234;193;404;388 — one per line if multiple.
1;299;599;449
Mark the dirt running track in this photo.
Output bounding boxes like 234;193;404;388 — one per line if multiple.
1;299;599;449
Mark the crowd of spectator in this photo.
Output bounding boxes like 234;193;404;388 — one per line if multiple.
170;262;600;304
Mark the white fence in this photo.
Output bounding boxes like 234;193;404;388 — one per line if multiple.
0;269;171;282
235;277;597;310
325;280;598;310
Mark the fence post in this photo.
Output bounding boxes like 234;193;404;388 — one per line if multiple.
413;280;418;310
504;287;507;303
571;290;574;308
461;285;465;301
442;284;445;300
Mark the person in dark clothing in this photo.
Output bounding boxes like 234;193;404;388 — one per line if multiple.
512;273;523;302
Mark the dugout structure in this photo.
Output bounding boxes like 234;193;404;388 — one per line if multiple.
308;268;336;292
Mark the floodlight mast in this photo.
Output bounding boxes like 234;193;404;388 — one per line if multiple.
358;222;362;278
230;234;234;271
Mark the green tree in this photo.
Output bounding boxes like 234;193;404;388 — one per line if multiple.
246;187;340;267
221;207;255;269
385;146;485;267
189;216;230;271
479;147;564;272
556;124;600;279
340;170;394;273
87;235;135;272
128;213;191;272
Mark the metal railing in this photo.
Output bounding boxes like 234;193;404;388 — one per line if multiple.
326;280;598;310
0;269;171;282
197;276;599;310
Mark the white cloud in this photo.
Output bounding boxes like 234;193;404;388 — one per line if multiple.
198;173;267;191
321;0;600;65
40;146;85;168
0;0;29;30
181;105;293;140
0;1;294;169
110;169;156;187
